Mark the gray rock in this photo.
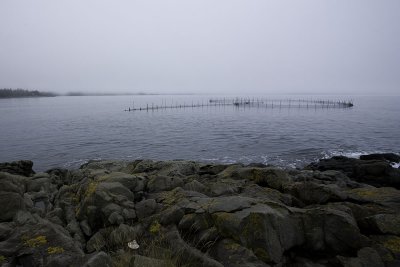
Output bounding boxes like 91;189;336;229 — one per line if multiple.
101;203;122;217
0;191;25;221
80;220;92;236
230;167;291;191
122;208;137;220
184;180;207;193
26;177;51;192
160;205;185;225
80;160;129;173
178;213;213;232
96;182;135;200
337;247;384;267
360;214;400;235
14;210;36;225
0;160;34;176
209;180;242;196
97;172;146;192
147;175;184;192
86;231;106;253
0;222;14;240
207;196;254;213
135;199;157;219
108;211;124;225
210;238;270;267
302;207;368;253
212;204;304;264
0;172;26;194
285;182;347;205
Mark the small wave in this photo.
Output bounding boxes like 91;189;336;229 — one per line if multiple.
63;157;103;169
321;149;383;159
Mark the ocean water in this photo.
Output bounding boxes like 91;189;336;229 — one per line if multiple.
0;94;399;171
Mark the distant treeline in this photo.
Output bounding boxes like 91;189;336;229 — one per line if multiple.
0;89;57;98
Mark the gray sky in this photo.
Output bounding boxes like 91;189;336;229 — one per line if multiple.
0;0;399;95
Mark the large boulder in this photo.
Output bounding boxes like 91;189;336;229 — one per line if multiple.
307;156;400;188
0;160;34;177
76;180;135;230
360;153;400;163
212;204;304;264
147;175;184;192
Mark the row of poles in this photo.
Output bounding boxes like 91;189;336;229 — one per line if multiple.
125;98;354;112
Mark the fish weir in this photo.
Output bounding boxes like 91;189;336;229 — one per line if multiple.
125;98;353;111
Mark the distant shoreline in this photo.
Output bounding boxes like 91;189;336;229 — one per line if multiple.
0;89;197;98
0;89;57;98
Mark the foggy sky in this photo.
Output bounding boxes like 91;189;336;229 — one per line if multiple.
0;1;399;95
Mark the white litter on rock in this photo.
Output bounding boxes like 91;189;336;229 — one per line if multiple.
128;240;139;250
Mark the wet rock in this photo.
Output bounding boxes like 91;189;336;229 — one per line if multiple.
0;160;34;176
308;156;400;188
80;160;129;173
360;153;400;163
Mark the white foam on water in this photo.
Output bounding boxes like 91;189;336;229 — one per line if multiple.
321;150;387;159
63;157;103;169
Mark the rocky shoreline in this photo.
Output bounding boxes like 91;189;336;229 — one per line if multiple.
0;154;400;267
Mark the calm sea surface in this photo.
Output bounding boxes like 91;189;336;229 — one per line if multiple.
0;94;399;171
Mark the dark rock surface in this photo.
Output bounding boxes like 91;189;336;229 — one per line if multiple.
0;154;399;266
307;155;400;189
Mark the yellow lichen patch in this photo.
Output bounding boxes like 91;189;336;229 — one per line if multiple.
251;169;265;184
149;221;161;234
350;188;379;198
223;241;241;251
85;181;99;199
160;189;184;206
383;236;400;254
0;255;6;264
24;235;47;248
253;247;271;263
47;246;64;255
